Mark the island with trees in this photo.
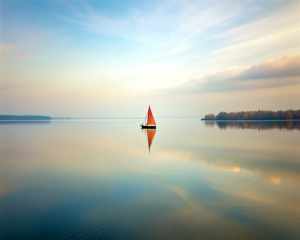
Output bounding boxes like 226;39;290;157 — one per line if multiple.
201;110;300;121
0;115;52;120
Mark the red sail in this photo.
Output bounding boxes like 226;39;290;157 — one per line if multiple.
147;129;156;152
147;106;156;125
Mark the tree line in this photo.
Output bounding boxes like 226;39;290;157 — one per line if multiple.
202;110;300;120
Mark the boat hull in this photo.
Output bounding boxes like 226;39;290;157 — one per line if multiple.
141;124;156;129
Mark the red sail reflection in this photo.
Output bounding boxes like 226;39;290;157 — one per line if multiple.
145;129;156;153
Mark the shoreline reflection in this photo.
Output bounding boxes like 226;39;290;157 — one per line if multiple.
204;120;300;130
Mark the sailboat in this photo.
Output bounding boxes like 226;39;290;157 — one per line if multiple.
141;105;156;129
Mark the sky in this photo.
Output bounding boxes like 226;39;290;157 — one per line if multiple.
0;0;299;118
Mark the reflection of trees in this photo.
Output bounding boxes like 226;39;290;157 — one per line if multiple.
205;121;300;130
203;110;300;120
203;121;215;128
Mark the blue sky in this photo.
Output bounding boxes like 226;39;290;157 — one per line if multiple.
1;0;299;117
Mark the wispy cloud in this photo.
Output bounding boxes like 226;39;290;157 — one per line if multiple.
53;0;300;84
56;0;275;60
206;1;300;68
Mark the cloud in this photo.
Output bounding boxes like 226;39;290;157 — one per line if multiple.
204;66;249;82
56;0;266;60
204;55;300;81
203;1;300;70
239;55;300;80
184;55;300;93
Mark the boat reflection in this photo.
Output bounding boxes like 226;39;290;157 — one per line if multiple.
142;128;156;153
204;120;300;130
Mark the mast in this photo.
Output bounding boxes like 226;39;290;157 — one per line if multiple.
144;111;148;125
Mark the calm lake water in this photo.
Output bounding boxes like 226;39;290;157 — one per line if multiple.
0;119;300;240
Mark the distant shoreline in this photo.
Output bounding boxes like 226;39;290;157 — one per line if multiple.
0;115;52;120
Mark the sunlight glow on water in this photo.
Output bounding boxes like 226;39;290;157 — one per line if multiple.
0;119;299;239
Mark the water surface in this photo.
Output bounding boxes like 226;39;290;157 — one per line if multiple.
0;119;299;239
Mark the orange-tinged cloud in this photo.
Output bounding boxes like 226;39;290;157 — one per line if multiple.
269;177;281;185
166;55;300;96
204;55;300;82
239;55;300;80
